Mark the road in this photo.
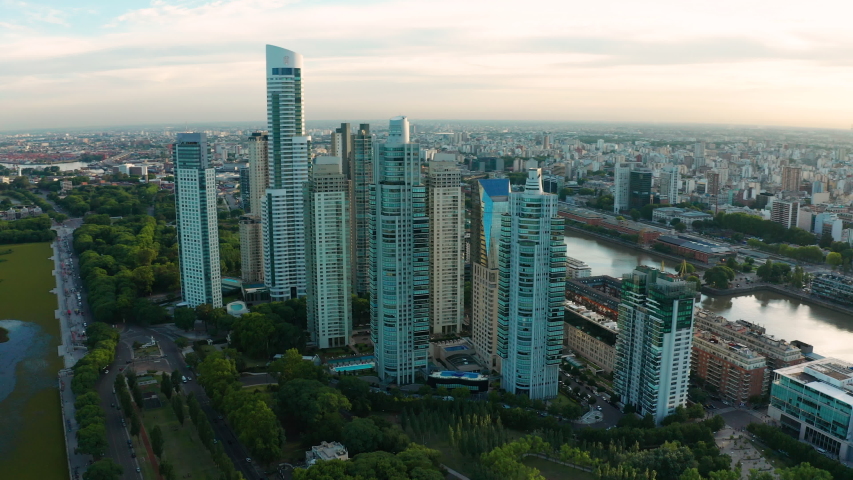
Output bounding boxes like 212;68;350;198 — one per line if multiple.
559;371;623;429
127;326;262;480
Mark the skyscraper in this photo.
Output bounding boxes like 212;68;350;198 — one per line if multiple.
331;123;352;178
615;266;695;424
370;116;429;385
351;124;374;296
174;132;222;308
305;156;352;349
497;169;566;400
471;178;510;372
629;169;653;210
239;131;268;284
262;45;310;301
239;167;251;212
427;161;464;334
613;163;632;213
659;166;681;205
781;166;802;192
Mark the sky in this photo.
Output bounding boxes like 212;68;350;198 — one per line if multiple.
2;0;853;131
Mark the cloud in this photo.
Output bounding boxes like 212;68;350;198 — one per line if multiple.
2;0;853;130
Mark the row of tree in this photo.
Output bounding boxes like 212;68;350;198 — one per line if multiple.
747;423;853;480
196;351;284;463
0;214;56;245
71;324;122;479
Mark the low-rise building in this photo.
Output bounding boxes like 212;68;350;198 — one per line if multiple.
769;358;853;461
305;441;348;466
811;273;853;306
691;331;769;405
427;371;489;393
563;303;617;372
694;310;805;375
565;275;622;319
566;257;591;279
652;207;714;228
654;235;734;263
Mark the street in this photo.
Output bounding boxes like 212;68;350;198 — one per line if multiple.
558;371;623;429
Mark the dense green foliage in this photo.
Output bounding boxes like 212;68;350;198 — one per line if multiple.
293;444;445;480
196;352;284;462
72;324;120;457
747;423;853;480
53;183;167;219
0;214;55;244
74;215;176;324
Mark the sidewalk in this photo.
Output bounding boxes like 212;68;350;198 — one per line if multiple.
59;369;93;479
714;426;775;479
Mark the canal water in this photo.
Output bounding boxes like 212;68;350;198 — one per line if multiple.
564;230;853;359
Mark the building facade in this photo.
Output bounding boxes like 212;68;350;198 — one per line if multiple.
497;168;566;400
770;200;799;230
262;45;310;301
659;166;681;204
811;273;853;306
174;132;222;308
781;166;802;192
239;215;264;284
428;161;464;334
351;124;374;296
305;156;352;349
471;178;510;372
370;116;430;385
769;358;853;461
615;266;695;424
566;257;592;279
691;331;768;405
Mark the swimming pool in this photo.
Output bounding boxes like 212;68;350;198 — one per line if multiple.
327;355;374;365
333;363;375;372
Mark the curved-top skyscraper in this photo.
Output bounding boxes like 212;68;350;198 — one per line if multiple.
262;45;310;300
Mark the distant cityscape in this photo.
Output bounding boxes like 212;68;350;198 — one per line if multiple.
4;44;853;480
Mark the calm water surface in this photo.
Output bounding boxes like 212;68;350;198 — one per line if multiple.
564;230;853;359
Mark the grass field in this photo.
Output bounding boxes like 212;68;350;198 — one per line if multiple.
139;386;221;480
0;242;67;480
521;456;595;480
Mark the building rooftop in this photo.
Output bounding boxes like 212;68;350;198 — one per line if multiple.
776;358;853;402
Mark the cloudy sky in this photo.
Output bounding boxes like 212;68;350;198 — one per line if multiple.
2;0;852;131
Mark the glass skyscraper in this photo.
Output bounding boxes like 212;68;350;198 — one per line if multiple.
370;116;429;385
174;132;222;308
615;265;695;423
262;45;309;301
497;168;565;400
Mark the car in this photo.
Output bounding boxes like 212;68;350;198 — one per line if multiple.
104;369;109;374
136;467;141;473
111;403;115;408
246;458;252;463
596;406;602;411
213;439;218;444
126;360;132;364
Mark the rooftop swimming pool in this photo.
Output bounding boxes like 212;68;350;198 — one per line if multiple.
333;363;375;372
327;355;374;365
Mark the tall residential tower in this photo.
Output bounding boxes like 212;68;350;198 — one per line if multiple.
615;266;696;424
471;178;510;372
351;124;374;296
370;116;429;385
174;132;222;308
497;169;566;399
262;45;310;301
305;156;352;349
428;161;464;334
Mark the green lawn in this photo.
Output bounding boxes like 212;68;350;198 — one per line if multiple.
0;242;67;480
139;388;221;480
521;456;595;480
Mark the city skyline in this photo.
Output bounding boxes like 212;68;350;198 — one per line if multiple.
3;0;853;131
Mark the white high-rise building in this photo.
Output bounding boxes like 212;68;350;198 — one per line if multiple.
497;169;566;400
615;266;696;424
613;163;632;213
471;178;511;372
305;156;352;349
659;165;681;205
262;45;310;301
428;161;464;334
370;116;430;385
174;132;222;308
247;132;269;215
239;131;269;284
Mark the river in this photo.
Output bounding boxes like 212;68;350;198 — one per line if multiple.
564;230;853;359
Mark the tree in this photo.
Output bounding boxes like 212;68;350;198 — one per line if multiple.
160;373;173;400
151;425;165;458
341;417;383;455
225;389;284;462
679;469;703;480
130;412;141;437
277;379;351;432
337;376;372;416
76;422;108;456
451;388;471;400
175;337;189;348
704;266;735;289
674;222;687;232
171;370;182;394
159;461;175;480
268;348;326;384
827;252;842;269
748;470;775;480
172;395;185;425
778;463;832;480
74;391;102;410
230;312;276;359
173;306;196;332
629;209;641;221
83;458;123;480
708;471;740;480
